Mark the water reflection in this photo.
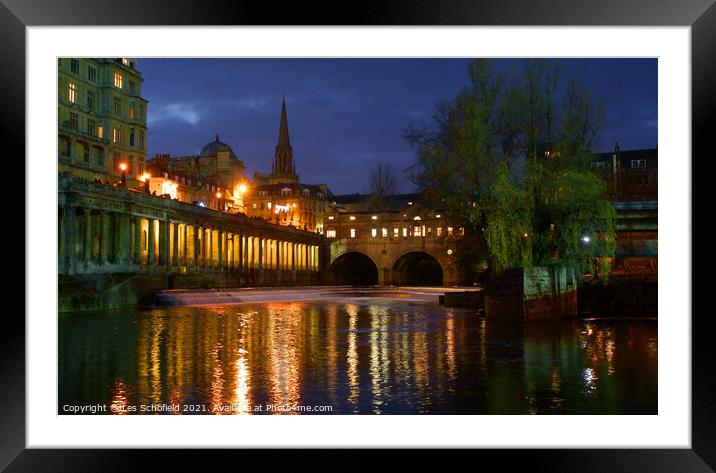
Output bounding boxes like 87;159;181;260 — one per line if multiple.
59;302;657;415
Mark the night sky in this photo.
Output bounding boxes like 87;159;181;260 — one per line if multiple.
139;58;657;195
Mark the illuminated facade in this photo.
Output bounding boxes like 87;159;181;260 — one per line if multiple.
145;137;248;212
58;58;148;185
246;98;328;233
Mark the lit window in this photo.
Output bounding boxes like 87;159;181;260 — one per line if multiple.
393;228;399;237
112;127;120;144
414;226;422;237
447;227;454;236
129;104;136;120
435;214;441;219
268;202;272;209
371;228;377;238
350;228;356;238
68;82;77;103
413;216;421;220
114;72;123;88
328;216;334;220
349;216;355;221
381;228;388;238
403;228;408;237
97;124;103;138
437;227;442;236
121;58;129;66
326;229;336;238
631;159;646;168
459;228;465;236
371;215;378;220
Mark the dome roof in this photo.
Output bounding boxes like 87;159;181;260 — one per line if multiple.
200;135;236;159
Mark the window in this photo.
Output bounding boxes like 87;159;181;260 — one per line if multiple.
349;216;355;221
129;80;136;95
459;228;465;236
267;202;272;209
139;130;145;149
317;193;324;199
414;226;422;237
350;228;356;238
371;228;377;238
112;127;120;144
631;159;647;168
129;128;135;147
113;96;121;116
259;191;268;197
127;155;133;174
303;189;310;197
113;151;120;170
59;137;71;157
86;91;95;111
393;228;399;237
97;124;103;138
114;72;123;89
381;228;388;238
68;82;77;103
121;58;129;66
281;188;292;196
70;59;79;74
326;229;336;238
68;112;78;129
129;103;136;120
403;228;408;237
591;162;606;170
82;143;90;163
94;147;104;166
328;216;334;220
139;103;144;121
87;66;97;82
87;119;95;135
447;227;454;236
437;227;442;237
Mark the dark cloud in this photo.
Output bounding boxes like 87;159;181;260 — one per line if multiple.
140;58;657;194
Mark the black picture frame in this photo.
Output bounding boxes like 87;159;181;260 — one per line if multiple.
3;0;714;470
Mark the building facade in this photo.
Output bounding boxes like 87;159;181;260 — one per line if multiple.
58;58;148;185
246;98;328;233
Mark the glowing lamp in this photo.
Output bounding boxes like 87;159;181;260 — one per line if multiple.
119;162;127;171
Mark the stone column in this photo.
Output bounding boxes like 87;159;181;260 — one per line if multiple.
182;224;188;266
83;209;92;266
134;216;143;265
117;213;131;265
63;207;77;274
172;222;179;266
147;218;155;267
100;212;111;264
193;226;200;271
217;229;223;272
258;236;263;271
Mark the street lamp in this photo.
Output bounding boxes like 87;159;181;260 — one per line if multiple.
119;162;127;187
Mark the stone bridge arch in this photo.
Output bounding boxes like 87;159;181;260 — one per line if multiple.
390;250;445;286
327;250;380;285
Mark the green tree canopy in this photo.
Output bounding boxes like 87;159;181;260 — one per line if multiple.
405;59;616;280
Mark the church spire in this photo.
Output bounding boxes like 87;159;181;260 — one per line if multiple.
272;96;298;183
277;95;290;147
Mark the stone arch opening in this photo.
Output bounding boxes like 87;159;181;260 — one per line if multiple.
392;251;443;286
328;252;379;286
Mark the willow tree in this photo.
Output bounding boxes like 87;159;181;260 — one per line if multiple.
405;59;616;281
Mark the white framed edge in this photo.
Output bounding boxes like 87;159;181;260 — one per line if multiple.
26;26;690;448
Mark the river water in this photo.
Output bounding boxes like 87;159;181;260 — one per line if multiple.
59;296;657;415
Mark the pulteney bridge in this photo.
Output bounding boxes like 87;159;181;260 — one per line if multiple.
324;196;464;286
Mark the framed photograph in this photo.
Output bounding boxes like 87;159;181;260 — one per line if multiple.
5;0;714;470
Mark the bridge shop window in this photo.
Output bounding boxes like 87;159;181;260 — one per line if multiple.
326;229;336;238
403;228;408;237
393;228;399;237
437;227;442;237
630;159;647;169
382;228;388;238
350;228;356;238
371;228;377;238
447;227;454;236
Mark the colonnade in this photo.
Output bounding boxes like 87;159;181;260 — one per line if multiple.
58;205;321;276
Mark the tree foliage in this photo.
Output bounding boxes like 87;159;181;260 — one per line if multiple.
405;59;616;280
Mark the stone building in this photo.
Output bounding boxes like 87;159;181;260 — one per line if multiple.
58;58;148;185
246;98;329;233
592;144;658;202
145;135;248;211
